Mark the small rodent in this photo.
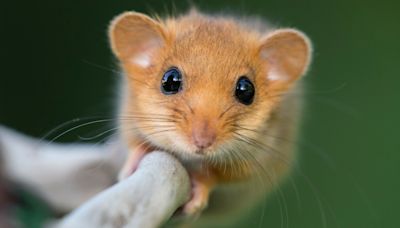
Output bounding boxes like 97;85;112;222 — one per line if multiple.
109;9;311;226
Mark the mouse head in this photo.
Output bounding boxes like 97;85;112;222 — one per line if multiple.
109;11;311;161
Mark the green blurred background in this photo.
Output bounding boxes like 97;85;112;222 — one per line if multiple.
1;0;399;227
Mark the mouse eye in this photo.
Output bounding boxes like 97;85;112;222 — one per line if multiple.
235;76;255;105
161;67;182;95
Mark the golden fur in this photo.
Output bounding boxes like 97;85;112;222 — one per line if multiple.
109;9;311;226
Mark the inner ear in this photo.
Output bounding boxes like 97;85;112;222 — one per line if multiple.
109;12;167;68
259;29;312;83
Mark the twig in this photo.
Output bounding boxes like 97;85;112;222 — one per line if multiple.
0;125;190;227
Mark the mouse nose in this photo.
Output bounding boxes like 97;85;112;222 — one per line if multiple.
192;121;216;151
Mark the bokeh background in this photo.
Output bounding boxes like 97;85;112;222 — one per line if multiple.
1;0;399;227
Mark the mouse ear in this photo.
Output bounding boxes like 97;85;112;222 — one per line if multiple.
259;29;312;84
109;12;167;68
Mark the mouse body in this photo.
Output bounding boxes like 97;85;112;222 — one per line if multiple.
109;9;311;226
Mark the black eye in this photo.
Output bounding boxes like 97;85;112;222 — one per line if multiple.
235;76;255;105
161;67;182;95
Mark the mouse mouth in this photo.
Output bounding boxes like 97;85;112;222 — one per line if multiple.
194;149;206;155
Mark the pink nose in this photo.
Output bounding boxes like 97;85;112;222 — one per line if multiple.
192;123;216;150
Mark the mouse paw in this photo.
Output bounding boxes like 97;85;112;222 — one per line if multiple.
118;142;152;181
182;172;215;218
183;185;209;217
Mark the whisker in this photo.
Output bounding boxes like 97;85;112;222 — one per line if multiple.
232;132;328;228
182;97;194;114
81;59;157;88
81;59;122;75
218;103;235;119
78;126;120;141
40;116;107;141
46;119;121;144
238;145;288;228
